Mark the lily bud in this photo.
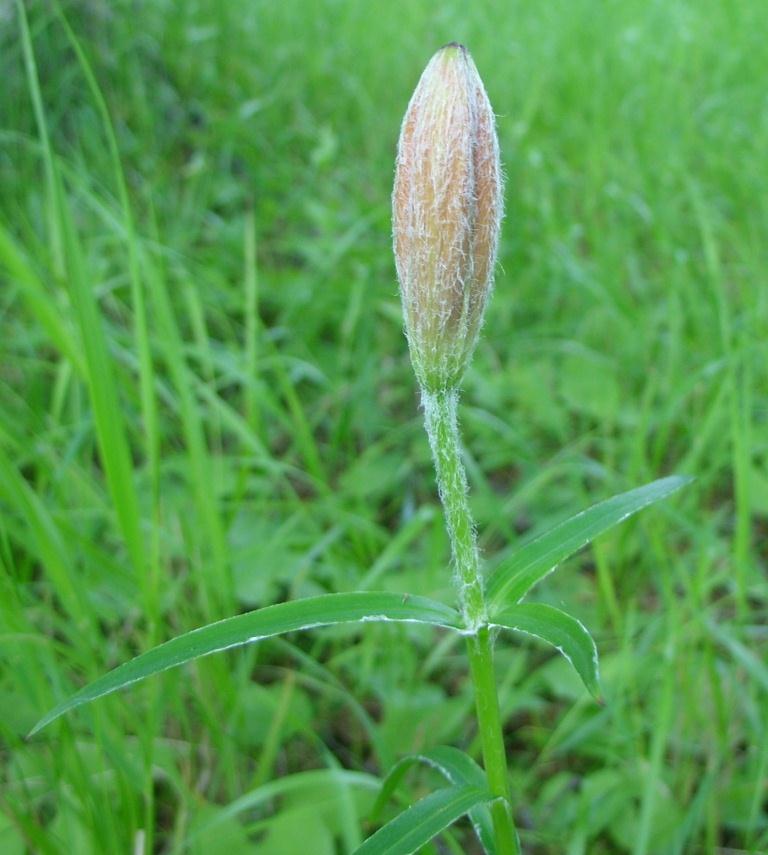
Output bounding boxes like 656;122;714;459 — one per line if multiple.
393;43;503;392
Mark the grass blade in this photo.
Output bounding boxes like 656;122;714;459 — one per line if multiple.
54;169;147;581
486;476;692;607
17;0;147;583
30;592;459;735
355;785;491;855
491;603;601;700
372;746;494;854
54;3;161;620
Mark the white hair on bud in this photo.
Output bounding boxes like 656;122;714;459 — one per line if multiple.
393;43;504;393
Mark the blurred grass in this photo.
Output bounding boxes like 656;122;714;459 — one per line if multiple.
0;0;766;852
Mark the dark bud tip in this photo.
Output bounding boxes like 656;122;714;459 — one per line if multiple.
441;41;467;52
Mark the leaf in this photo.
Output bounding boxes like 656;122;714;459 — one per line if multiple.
55;166;147;582
486;476;692;607
355;785;491;855
372;746;494;854
490;603;601;699
30;592;460;735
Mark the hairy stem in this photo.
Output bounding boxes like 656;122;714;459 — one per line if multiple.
421;388;485;628
422;388;520;854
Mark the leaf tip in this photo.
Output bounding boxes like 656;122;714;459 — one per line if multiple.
26;718;46;739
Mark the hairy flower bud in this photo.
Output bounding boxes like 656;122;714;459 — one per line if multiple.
393;43;503;392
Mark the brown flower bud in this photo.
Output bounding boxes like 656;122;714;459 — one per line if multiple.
393;43;503;392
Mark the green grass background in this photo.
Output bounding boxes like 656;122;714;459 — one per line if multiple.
1;0;767;852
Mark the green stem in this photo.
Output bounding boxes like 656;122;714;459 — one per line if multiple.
421;389;485;628
422;388;520;855
468;629;520;855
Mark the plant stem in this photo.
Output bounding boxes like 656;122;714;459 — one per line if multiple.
468;628;520;855
422;388;520;855
421;388;485;629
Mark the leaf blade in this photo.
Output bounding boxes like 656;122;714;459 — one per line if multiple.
487;476;692;606
491;603;601;699
30;592;459;736
355;785;491;855
372;746;494;854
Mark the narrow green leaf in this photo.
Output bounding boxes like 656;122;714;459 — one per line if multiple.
487;476;692;607
491;603;601;699
372;746;494;854
55;7;162;616
30;592;459;735
355;785;491;855
18;0;145;581
55;165;146;581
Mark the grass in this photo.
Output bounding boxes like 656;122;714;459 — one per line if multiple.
1;0;767;852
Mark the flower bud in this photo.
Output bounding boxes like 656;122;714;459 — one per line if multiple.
393;43;503;392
